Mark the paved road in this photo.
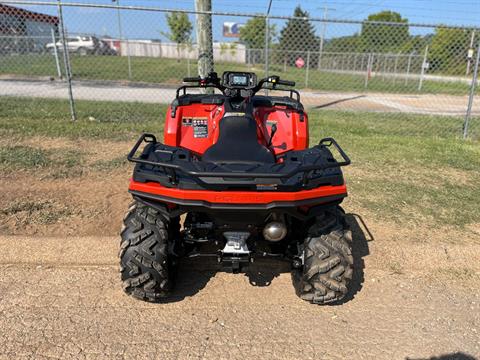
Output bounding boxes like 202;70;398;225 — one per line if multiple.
0;235;479;359
1;79;478;116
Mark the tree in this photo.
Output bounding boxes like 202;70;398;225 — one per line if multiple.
324;35;359;53
239;17;276;63
399;34;432;54
239;17;276;49
359;11;409;53
162;12;193;59
278;6;319;66
429;27;471;74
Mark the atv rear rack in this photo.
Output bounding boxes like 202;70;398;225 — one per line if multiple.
128;133;350;184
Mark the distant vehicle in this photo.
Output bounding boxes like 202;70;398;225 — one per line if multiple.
46;35;115;55
97;40;117;56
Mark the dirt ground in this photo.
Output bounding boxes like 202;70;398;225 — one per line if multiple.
1;137;479;359
0;235;479;359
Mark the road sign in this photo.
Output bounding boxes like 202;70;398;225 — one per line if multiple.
295;57;305;68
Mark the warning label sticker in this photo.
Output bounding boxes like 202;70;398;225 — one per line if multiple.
194;122;208;138
182;117;209;138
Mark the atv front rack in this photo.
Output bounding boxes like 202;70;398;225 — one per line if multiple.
128;133;350;188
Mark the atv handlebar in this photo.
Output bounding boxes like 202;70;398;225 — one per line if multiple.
277;79;295;86
179;73;295;98
259;76;295;88
182;76;201;83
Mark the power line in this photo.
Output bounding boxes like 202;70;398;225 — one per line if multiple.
319;0;480;15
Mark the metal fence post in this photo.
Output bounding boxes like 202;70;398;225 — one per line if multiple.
264;17;269;96
393;52;399;85
264;17;269;78
466;30;475;76
50;28;62;78
126;41;132;79
463;41;480;139
405;52;413;85
364;53;372;89
305;50;310;88
264;0;272;95
57;0;76;121
382;54;387;81
418;45;428;91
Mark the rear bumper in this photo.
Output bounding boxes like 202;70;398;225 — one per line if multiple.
129;179;347;210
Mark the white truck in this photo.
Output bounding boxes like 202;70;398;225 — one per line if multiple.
46;35;99;55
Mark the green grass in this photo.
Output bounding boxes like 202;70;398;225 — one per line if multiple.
0;54;471;96
0;144;84;178
1;96;479;229
0;97;166;140
0;145;49;168
1;96;478;141
91;156;128;171
309;112;480;227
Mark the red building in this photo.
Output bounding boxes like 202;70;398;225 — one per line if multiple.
0;3;59;53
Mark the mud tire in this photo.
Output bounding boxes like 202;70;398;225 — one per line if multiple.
293;207;353;304
119;201;174;302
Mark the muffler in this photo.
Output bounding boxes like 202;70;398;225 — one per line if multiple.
263;221;287;242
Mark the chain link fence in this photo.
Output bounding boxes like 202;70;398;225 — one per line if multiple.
0;1;479;139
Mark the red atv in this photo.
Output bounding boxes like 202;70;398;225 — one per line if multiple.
120;71;353;305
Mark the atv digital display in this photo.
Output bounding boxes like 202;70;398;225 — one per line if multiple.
223;71;257;88
232;75;248;86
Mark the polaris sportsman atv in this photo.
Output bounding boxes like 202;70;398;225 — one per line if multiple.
120;71;353;305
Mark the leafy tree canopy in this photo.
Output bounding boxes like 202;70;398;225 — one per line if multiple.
324;35;359;52
359;11;409;53
239;17;276;49
428;27;471;73
163;12;192;45
278;6;319;64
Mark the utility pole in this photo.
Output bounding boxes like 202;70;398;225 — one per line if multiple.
113;0;131;79
318;5;335;70
195;0;214;85
113;0;123;42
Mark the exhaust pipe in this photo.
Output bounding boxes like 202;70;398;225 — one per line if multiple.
263;221;287;242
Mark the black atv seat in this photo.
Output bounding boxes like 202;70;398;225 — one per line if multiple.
202;114;275;164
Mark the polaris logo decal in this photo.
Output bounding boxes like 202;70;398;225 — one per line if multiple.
182;118;193;126
213;194;263;202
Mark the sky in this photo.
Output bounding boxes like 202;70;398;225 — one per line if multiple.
12;0;480;41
